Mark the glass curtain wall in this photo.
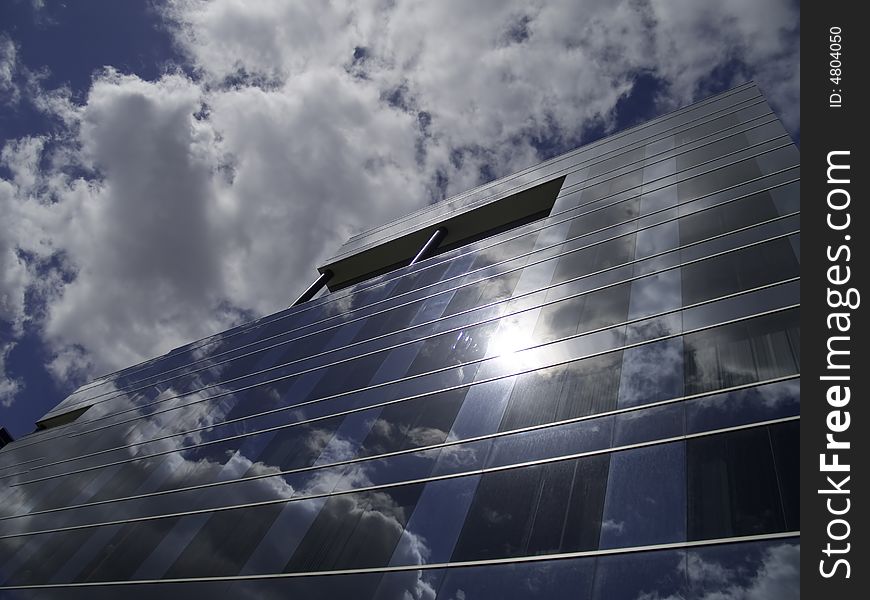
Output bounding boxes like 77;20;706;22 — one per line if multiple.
0;81;799;599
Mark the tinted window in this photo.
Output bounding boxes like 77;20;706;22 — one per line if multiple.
286;484;423;571
683;310;800;395
359;388;467;456
599;442;686;548
592;549;688;600
532;283;631;344
687;427;786;540
681;238;799;305
551;235;636;285
451;455;609;561
436;557;595;600
499;353;622;431
679;190;782;245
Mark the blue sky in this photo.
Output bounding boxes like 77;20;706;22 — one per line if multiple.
0;0;799;438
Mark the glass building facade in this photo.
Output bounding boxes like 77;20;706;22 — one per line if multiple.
0;82;799;599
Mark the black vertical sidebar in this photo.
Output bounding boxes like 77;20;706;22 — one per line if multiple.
801;2;867;598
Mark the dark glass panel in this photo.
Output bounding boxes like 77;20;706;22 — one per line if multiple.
769;420;800;531
359;388;467;456
687;427;786;540
599;442;686;548
532;283;630;344
561;454;610;552
687;538;799;600
566;198;640;241
613;402;684;446
499;353;622;431
3;528;103;586
683;310;800;396
551;235;636;285
685;379;800;434
589;147;646;177
435;557;595;600
285;484;423;571
676;131;756;171
488;416;613;468
451;456;608;561
634;219;678;259
450;464;542;561
72;519;179;582
389;476;480;566
374;569;445;600
248;417;343;472
592;549;688;600
628;269;682;319
608;169;645;197
677;158;764;204
305;351;388;399
682;280;799;333
228;571;385;600
469;232;539;272
678;189;782;245
618;338;684;408
350;301;423;344
442;269;523;318
164;503;286;578
390;261;452;297
6;579;236;600
681;238;800;306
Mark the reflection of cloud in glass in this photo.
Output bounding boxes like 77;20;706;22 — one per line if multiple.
689;541;799;600
618;338;684;407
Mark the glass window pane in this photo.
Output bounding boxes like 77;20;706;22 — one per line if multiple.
599;442;686;548
687;538;799;600
436;557;595;600
285;484;423;571
769;420;800;531
683;310;799;396
592;549;688;600
389;476;480;566
613;402;684;446
685;379;800;434
499;353;622;431
687;427;786;540
618;338;684;408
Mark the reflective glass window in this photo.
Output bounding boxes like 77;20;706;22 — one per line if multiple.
687;427;786;540
551;235;636;285
436;557;595;600
592;549;688;600
358;388;467;456
285;484;424;571
499;353;622;431
451;455;609;561
599;442;686;548
687;538;799;600
681;238;799;305
683;310;800;396
679;190;782;245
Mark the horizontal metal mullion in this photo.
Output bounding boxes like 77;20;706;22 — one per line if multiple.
57;225;802;445
0;530;799;590
0;415;799;540
7;296;801;485
1;215;801;461
0;373;800;523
